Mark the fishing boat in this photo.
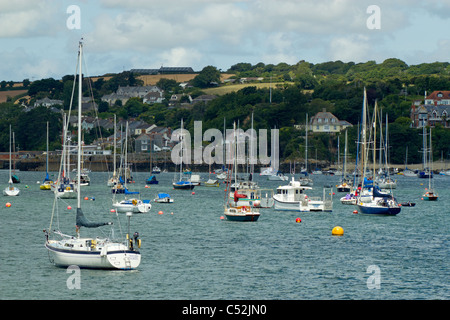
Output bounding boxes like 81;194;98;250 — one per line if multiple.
273;177;333;212
3;125;20;196
172;119;195;190
422;128;438;201
152;166;161;174
224;123;260;221
44;41;141;270
153;193;174;203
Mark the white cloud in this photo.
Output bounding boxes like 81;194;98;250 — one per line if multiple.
0;1;62;38
328;35;371;62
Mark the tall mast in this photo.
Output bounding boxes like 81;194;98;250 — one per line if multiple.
77;40;83;210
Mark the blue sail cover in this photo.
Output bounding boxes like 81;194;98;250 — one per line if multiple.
157;193;170;199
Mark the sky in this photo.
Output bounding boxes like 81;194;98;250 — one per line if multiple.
1;0;450;82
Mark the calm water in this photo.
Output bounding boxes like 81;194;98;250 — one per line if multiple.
0;170;448;300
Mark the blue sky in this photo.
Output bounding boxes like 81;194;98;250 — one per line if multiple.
1;0;450;82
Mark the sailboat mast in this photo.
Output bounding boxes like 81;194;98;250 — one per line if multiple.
77;41;83;210
8;125;12;183
305;114;308;172
429;127;433;190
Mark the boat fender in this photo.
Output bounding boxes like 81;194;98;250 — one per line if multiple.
66;186;71;191
91;239;96;249
132;199;137;206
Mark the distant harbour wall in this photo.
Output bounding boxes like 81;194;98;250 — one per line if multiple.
0;154;435;173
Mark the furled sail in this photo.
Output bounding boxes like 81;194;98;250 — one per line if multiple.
76;208;112;228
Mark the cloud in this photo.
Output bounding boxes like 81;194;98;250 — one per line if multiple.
328;35;370;63
0;1;62;38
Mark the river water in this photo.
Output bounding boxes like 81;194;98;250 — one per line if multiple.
0;170;448;300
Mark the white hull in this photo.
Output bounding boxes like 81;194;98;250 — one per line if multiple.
113;199;151;213
3;186;20;196
273;196;330;212
268;174;288;181
46;240;140;270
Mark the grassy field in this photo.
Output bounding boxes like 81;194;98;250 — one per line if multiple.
203;81;296;95
0;90;28;103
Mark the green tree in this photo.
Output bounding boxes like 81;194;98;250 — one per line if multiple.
191;66;221;88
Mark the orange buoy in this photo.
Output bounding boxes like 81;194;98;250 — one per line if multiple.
220;216;225;220
110;209;116;213
84;196;89;200
158;211;163;215
5;202;11;207
353;210;358;214
295;217;301;223
67;206;72;210
191;192;195;195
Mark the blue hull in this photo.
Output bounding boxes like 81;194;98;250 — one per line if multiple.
357;204;401;215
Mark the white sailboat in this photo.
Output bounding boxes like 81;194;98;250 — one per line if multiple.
52;114;77;199
3;125;20;196
422;127;438;201
44;40;141;270
112;121;151;213
299;114;313;186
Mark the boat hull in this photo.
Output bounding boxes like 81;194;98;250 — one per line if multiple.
357;203;401;215
3;187;20;196
273;196;331;212
224;207;260;222
173;182;195;190
46;241;141;270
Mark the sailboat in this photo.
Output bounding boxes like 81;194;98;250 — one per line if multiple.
417;125;433;179
224;123;260;221
40;122;53;190
112;122;151;213
356;93;401;215
422;128;438;201
146;136;159;184
299;114;313;186
172;119;195;190
337;129;351;192
45;40;141;269
3;125;20;196
11;131;20;184
52;114;77;199
402;146;416;177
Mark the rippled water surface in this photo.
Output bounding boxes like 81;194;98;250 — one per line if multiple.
1;170;449;300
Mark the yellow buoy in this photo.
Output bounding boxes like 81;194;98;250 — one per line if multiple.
332;226;344;236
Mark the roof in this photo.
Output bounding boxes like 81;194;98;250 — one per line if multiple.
426;91;450;100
